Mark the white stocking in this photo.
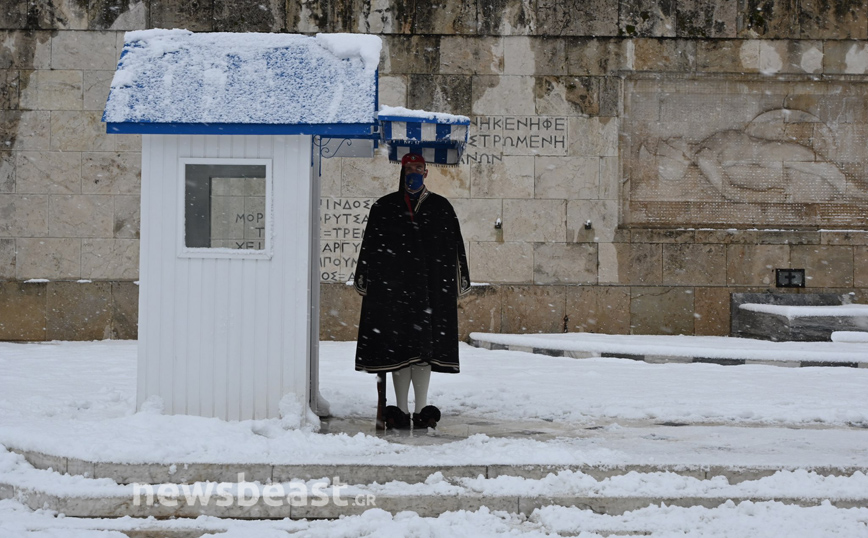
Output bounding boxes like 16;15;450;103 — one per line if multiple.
392;367;411;414
410;364;431;414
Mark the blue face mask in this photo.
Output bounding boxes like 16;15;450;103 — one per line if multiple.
405;172;424;192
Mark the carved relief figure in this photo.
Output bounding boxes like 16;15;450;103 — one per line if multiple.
644;108;868;204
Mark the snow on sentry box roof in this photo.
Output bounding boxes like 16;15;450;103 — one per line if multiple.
378;105;470;125
103;29;381;135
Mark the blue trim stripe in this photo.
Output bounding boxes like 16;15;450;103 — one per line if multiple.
105;122;377;136
380;120;468;144
386;141;466;165
405;122;421;141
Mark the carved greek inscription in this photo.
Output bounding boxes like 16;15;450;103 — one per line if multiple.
463;116;568;164
319;197;374;282
210;177;266;250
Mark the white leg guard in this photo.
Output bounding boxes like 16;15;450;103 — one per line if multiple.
410;364;432;414
392;367;412;414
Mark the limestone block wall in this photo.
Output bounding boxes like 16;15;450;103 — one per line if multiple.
1;4;145;339
2;0;867;341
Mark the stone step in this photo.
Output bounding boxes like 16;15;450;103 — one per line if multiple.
6;481;868;520
18;529;213;538
6;460;867;533
732;293;868;342
5;451;868;522
13;447;866;486
468;336;868;368
123;532;212;538
0;514;696;538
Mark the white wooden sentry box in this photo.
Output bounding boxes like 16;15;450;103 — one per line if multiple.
102;30;381;423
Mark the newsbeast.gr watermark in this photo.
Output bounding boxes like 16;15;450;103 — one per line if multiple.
132;474;376;508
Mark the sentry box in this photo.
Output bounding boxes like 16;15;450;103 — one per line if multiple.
102;30;382;423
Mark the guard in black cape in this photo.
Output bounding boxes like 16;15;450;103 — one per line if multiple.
353;152;471;430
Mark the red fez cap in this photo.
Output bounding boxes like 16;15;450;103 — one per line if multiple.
401;153;425;166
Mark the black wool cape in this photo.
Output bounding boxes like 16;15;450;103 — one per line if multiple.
354;189;471;374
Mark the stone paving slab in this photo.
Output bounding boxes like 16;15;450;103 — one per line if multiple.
123;531;213;538
67;457;96;478
92;462;273;485
11;485;521;519
272;464;487;485
486;463;706;481
291;494;519;519
21;451;67;474
517;495;865;516
1;523;654;538
3;515;647;538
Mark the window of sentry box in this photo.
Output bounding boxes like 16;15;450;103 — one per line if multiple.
180;159;273;259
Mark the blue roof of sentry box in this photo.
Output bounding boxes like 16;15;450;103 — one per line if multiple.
102;30;381;136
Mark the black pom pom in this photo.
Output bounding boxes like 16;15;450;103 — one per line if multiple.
383;405;411;430
414;405;441;429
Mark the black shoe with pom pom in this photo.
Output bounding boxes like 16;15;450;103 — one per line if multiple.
413;405;441;430
383;405;411;430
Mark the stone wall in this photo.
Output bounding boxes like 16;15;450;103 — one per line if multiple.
2;0;867;341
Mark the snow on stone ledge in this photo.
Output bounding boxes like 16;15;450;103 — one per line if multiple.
378;105;470;124
314;33;381;73
738;303;868;320
831;331;868;343
104;30;381;125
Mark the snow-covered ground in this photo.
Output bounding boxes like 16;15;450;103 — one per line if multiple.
1;339;867;536
0;340;866;464
3;500;868;538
